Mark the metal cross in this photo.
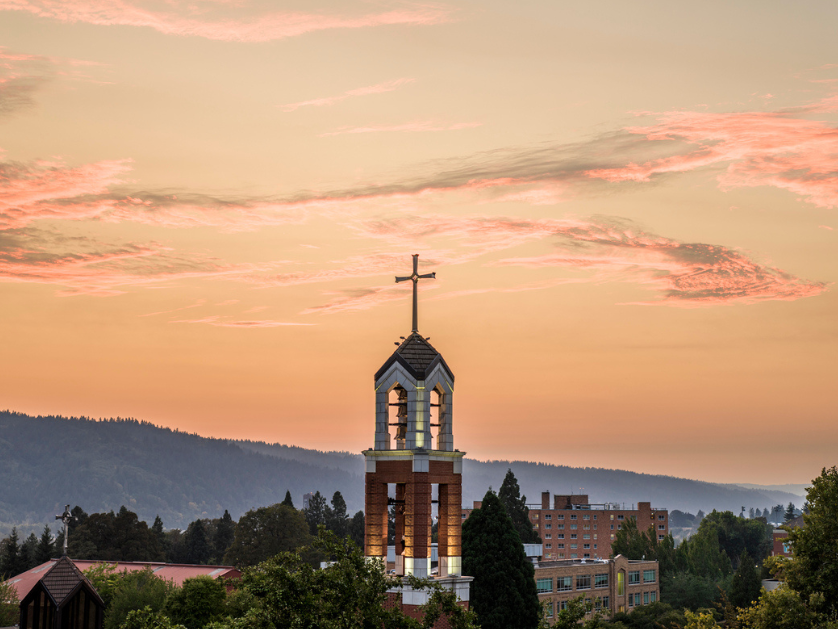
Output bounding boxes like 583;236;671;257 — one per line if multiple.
55;504;76;556
395;254;435;333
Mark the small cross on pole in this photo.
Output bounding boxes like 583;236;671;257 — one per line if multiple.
395;254;435;333
56;504;76;556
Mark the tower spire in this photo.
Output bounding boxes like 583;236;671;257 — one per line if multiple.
395;254;435;333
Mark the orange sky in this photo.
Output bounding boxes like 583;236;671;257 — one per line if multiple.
1;1;836;485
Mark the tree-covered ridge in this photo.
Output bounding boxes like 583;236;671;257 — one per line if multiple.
0;410;806;535
0;411;363;533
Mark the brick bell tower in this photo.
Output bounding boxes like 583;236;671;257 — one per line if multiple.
364;254;464;579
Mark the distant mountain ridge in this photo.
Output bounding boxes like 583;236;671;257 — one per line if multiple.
0;411;805;536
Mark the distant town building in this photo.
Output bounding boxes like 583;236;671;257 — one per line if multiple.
303;492;315;509
464;491;669;561
772;514;805;557
534;555;660;621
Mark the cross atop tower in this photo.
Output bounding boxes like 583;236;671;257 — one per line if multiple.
55;504;76;556
395;254;435;333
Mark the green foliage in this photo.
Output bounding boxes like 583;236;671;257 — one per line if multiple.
213;511;235;564
783;503;796;522
737;586;821;629
303;491;327;535
281;491;294;509
498;469;540;544
684;610;719;628
84;562;123;609
326;491;349;538
610;601;687;629
223;503;311;568
103;567;175;629
121;607;187;629
696;511;771;568
183;520;212;565
36;524;54;564
785;466;838;617
164;576;227;629
660;572;721;611
0;576;19;627
0;527;23;576
348;510;365;549
550;595;590;628
60;506;165;562
728;550;761;609
462;489;540;629
207;530;478;629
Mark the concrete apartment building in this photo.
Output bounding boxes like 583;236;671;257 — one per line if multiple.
530;492;669;560
534;555;660;622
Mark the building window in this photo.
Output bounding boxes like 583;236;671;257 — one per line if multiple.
628;593;634;607
546;523;552;529
558;553;565;558
644;592;649;605
571;553;577;558
583;544;590;549
628;571;640;585
593;534;597;540
533;514;539;520
571;524;578;530
571;534;577;540
610;514;614;520
617;524;622;530
545;514;552;520
557;514;564;520
610;524;614;530
545;534;552;539
557;543;564;549
650;592;657;603
658;514;665;520
559;600;568;611
601;596;609;611
617;514;625;520
558;534;564;539
658;524;665;530
583;514;590;520
658;535;665;540
571;514;577;520
643;570;656;583
583;553;590;558
593;515;597;520
617;572;625;596
583;524;590;530
635;593;642;606
576;575;591;590
546;544;551;549
557;576;572;592
571;543;577;549
595;574;608;588
583;534;590;540
610;534;614;540
545;601;553;618
558;524;565;530
536;578;553;594
594;544;597;549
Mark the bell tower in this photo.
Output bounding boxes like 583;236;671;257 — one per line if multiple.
363;254;464;578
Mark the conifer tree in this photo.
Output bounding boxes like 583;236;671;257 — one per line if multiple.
462;489;541;629
498;469;540;544
184;519;212;565
326;491;349;538
0;528;22;576
748;507;755;519
213;510;235;563
304;491;327;535
35;525;54;564
21;533;38;571
728;550;761;608
784;502;796;522
282;491;295;509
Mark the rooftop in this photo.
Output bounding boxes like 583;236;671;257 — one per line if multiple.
375;332;454;382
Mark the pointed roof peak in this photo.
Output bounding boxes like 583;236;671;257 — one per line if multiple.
375;331;454;383
40;555;103;606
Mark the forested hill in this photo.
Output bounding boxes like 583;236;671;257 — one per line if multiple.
0;411;803;536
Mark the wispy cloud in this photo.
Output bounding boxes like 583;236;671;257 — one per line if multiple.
282;78;414;112
139;298;206;317
0;1;452;43
319;120;482;137
173;315;313;327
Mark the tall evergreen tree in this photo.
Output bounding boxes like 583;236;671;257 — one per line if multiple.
348;510;365;549
282;491;295;509
304;491;327;535
0;528;22;576
213;510;235;563
748;507;755;519
326;491;349;537
35;525;54;564
728;550;761;608
462;489;541;629
184;519;212;565
21;533;38;571
784;502;796;522
498;469;540;544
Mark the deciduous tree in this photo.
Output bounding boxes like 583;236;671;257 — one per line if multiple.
224;503;311;568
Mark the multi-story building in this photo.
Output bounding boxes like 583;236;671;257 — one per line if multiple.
530;491;668;560
534;555;660;622
462;491;669;561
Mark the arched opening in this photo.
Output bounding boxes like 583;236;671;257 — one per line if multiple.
388;384;408;450
430;386;445;450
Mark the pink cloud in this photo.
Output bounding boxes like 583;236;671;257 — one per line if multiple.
819;225;834;230
0;1;451;43
319;120;482;137
300;283;422;315
585;95;838;209
282;78;414;112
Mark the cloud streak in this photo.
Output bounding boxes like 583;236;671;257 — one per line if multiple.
173;315;314;327
282;78;414;112
319;120;482;137
0;1;452;43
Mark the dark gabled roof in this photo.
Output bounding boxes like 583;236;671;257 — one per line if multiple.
38;556;104;607
374;332;454;383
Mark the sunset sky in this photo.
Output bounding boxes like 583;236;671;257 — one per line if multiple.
1;1;836;486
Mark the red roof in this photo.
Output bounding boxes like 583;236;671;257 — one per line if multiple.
5;559;241;601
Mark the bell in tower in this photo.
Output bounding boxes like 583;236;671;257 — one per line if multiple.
363;254;464;580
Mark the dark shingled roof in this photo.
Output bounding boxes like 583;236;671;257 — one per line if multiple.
39;556;103;607
375;332;454;382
